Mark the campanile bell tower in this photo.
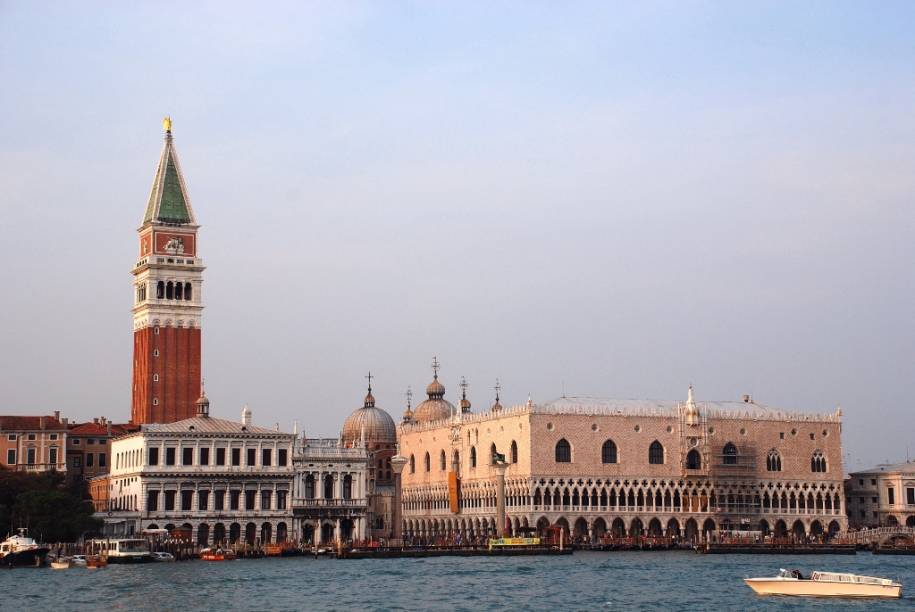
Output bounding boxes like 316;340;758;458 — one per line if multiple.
131;118;205;424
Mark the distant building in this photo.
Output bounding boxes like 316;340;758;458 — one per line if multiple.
845;462;915;528
65;417;132;480
0;414;67;473
399;366;848;543
130;119;205;425
95;392;296;542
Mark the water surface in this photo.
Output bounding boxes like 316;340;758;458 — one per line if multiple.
4;551;914;611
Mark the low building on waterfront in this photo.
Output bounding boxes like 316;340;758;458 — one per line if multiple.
66;417;132;481
399;367;847;544
95;392;296;544
0;414;68;473
845;462;915;528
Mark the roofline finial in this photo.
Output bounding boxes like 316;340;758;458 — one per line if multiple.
460;376;468;400
365;370;373;394
431;355;440;379
163;116;172;135
494;378;501;402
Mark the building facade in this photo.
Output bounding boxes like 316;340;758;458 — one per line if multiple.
0;415;67;473
845;462;915;528
399;375;847;543
131;118;204;425
97;395;296;544
66;417;131;480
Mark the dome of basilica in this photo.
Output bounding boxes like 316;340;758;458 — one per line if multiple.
342;386;396;449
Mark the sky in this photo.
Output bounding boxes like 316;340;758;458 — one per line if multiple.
1;1;913;469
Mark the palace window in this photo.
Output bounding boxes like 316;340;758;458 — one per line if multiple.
722;442;738;465
766;449;781;472
277;491;287;510
440;450;446;471
511;440;518;464
164;490;176;511
148;447;159;465
246;448;256;466
231;448;241;466
262;449;272;467
686;448;701;470
200;448;209;465
470;446;477;468
229;490;240;510
245;490;256;510
198;490;209;511
182;447;193;466
261;490;272;510
648;441;664;465
811;450;827;473
888;487;895;506
343;475;353;500
147;491;159;511
214;490;225;510
304;475;315;499
906;488;914;505
424;452;431;472
323;474;334;499
216;448;226;465
490;443;498;465
601;439;618;464
409;454;415;474
165;447;175;465
555;439;571;463
181;490;193;511
278;449;288;466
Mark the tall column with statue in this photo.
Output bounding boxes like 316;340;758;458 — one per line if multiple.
391;448;408;545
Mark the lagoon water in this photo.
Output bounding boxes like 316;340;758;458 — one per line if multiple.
4;551;914;611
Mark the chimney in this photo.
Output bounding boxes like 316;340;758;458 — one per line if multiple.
742;394;751;404
107;422;112;436
61;417;68;426
241;404;252;426
93;417;99;424
40;416;46;430
53;410;60;421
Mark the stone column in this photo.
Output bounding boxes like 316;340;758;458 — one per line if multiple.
494;461;508;537
391;453;408;545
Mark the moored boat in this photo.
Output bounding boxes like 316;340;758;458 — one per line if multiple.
0;529;50;567
85;555;107;569
200;547;236;561
88;538;154;564
744;568;902;598
50;557;72;569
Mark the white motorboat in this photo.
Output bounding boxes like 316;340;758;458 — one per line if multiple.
0;529;50;567
745;568;902;598
50;557;72;569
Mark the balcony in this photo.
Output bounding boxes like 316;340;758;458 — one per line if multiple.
292;498;366;509
16;463;67;472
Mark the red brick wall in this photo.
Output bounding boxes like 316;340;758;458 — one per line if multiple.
131;325;200;424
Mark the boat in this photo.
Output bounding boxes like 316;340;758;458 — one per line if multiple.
0;529;50;567
200;547;236;561
151;551;176;562
70;555;87;567
88;538;153;564
50;557;72;569
744;568;902;598
85;555;107;569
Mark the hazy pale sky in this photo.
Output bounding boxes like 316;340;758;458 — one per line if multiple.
1;2;913;469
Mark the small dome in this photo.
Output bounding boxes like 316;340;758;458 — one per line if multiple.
426;378;445;398
342;389;396;448
460;396;471;413
491;399;503;412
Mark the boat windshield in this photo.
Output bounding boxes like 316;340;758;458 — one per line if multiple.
811;572;895;586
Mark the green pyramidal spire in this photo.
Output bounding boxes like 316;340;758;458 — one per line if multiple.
143;117;196;225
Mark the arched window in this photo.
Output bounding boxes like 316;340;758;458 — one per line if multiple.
811;450;827;473
470;446;476;468
490;443;498;465
686;449;701;470
601;439;618;464
555;439;571;463
175;282;183;300
156;281;164;299
409;454;415;474
766;449;782;472
323;474;334;499
510;440;518;464
452;450;460;471
648;441;664;465
342;475;352;500
304;474;315;498
722;442;738;465
166;281;174;300
184;282;192;301
440;450;446;471
424;452;430;472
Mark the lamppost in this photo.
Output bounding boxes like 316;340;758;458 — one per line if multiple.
390;449;408;547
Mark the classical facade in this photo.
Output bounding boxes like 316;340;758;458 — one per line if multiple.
97;394;296;544
399;373;847;543
131;118;204;425
845;462;915;528
0;414;68;473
